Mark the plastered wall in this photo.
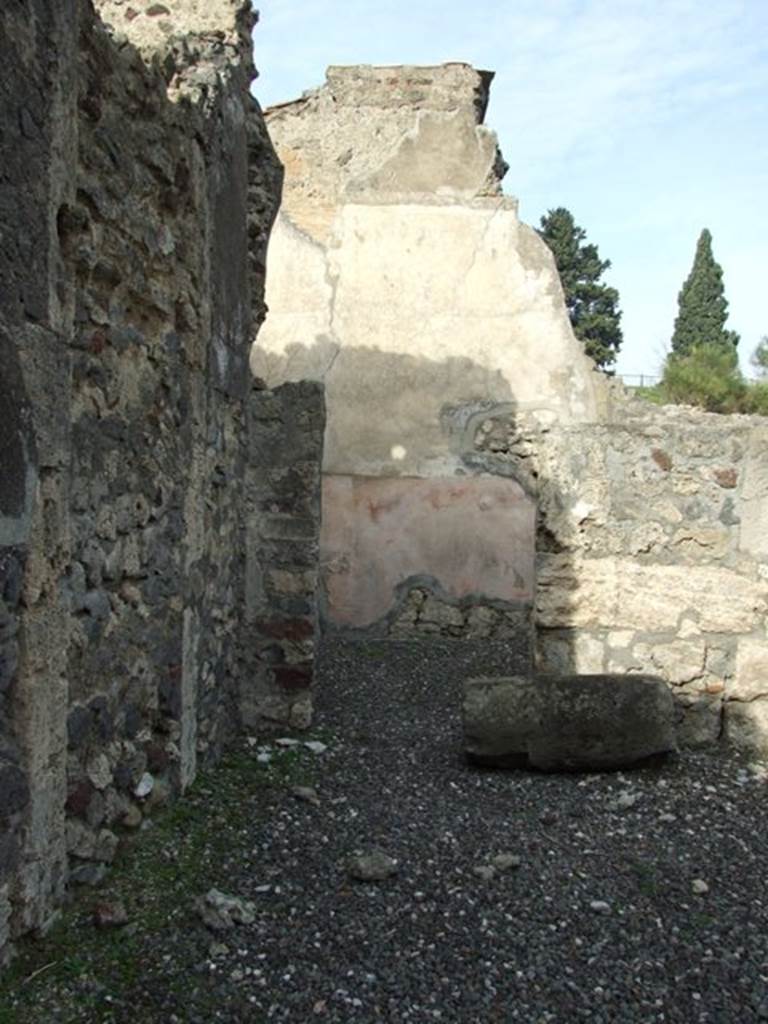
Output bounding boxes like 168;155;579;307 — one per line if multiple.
251;63;602;655
253;65;602;478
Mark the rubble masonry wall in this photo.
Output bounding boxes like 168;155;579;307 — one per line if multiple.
0;0;324;965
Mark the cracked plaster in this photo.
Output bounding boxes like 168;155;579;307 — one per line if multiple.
251;63;602;481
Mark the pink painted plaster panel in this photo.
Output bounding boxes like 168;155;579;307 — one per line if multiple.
321;474;535;627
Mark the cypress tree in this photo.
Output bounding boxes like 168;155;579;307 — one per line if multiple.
671;229;739;355
537;208;623;369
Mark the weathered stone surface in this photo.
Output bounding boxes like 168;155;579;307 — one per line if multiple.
1;0;77;957
265;63;505;247
242;382;325;731
253;60;763;768
0;887;10;968
724;699;768;757
525;408;767;749
536;556;766;634
347;849;399;882
2;18;765;981
68;863;107;888
66;822;119;864
633;641;707;686
0;0;304;969
0;763;30;819
247;99;284;331
463;677;540;769
673;694;723;749
86;754;113;792
463;674;677;772
731;637;768;702
738;425;768;559
195;888;256;931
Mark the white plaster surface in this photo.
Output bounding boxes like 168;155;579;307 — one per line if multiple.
253;63;604;478
254;199;600;476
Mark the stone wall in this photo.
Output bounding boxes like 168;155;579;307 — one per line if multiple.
0;0;314;967
253;62;767;755
469;394;768;750
511;402;767;751
243;382;325;731
1;0;81;964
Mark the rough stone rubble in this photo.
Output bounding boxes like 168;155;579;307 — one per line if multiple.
0;0;321;966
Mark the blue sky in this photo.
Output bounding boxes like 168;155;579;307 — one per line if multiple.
251;0;768;378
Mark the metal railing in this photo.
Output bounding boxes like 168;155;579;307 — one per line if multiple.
618;374;661;389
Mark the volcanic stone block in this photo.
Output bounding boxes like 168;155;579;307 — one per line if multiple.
463;673;677;771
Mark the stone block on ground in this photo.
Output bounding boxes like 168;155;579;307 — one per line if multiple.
463;673;677;772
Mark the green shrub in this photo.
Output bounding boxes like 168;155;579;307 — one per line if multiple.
660;344;746;413
656;344;768;416
751;337;768;378
743;380;768;416
633;384;665;405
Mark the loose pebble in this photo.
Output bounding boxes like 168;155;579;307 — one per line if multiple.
291;785;321;806
590;900;611;914
304;741;328;754
492;853;522;872
347;849;398;882
134;772;155;799
611;791;641;811
92;901;129;929
195;889;257;931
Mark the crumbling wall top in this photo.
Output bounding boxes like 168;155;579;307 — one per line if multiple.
94;0;258;98
94;0;251;46
323;63;495;120
265;62;508;243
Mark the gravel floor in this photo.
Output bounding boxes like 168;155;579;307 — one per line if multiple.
4;637;768;1023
